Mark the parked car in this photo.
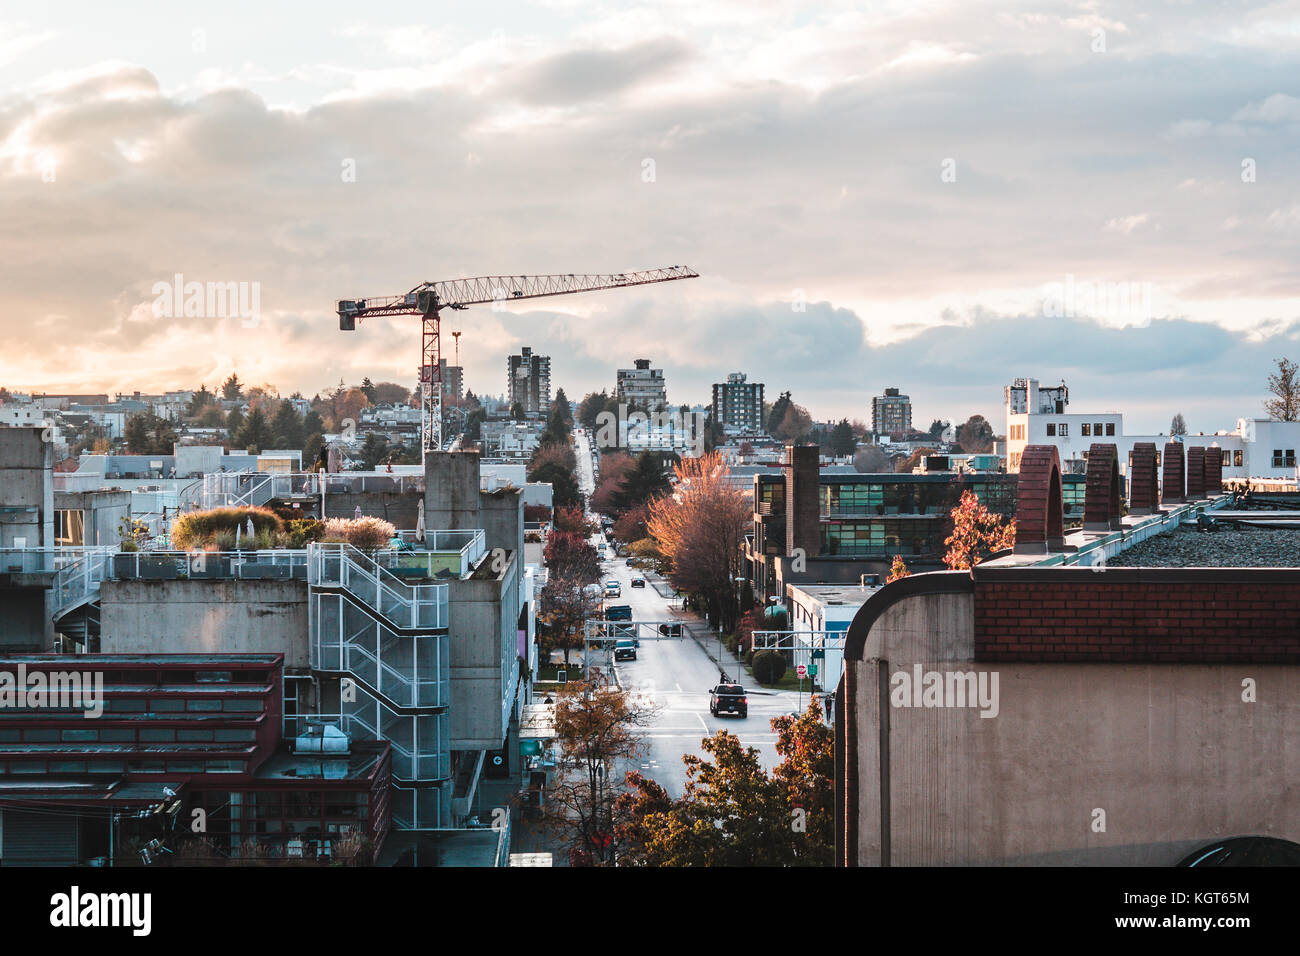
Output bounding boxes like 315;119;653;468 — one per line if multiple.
709;683;748;718
604;580;621;597
630;576;646;588
614;640;637;661
604;604;633;621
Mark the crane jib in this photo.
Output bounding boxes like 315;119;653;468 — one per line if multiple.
334;265;698;456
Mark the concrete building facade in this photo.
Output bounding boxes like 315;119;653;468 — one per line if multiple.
507;346;551;416
871;387;912;436
616;359;668;414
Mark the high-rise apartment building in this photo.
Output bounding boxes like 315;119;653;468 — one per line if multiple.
616;359;668;414
712;372;765;433
872;387;912;435
506;347;551;416
438;359;463;405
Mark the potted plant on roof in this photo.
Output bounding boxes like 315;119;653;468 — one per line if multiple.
112;516;149;578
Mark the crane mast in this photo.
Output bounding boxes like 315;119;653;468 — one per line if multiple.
338;266;699;456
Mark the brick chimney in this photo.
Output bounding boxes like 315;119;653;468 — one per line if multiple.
785;445;821;560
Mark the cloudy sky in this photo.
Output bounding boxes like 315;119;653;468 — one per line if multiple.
2;0;1298;433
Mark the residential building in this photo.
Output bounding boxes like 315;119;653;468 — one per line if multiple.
507;347;551;416
616;359;668;414
871;387;912;436
438;359;463;405
480;420;543;459
712;373;765;434
1002;376;1300;485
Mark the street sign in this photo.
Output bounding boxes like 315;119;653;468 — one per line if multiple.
796;664;807;678
808;663;818;676
812;649;825;660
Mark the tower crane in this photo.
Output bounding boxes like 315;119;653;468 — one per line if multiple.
338;266;699;456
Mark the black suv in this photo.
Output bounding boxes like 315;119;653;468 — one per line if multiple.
709;684;748;718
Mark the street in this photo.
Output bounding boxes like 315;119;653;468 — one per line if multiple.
572;429;797;797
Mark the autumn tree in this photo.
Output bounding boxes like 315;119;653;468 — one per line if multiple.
943;489;1015;570
553;504;595;536
615;698;834;867
589;451;635;514
538;530;600;667
646;451;750;634
544;680;658;866
770;695;835;865
370;382;411;405
612;503;649;543
1265;357;1300;422
887;555;910;582
895;446;936;473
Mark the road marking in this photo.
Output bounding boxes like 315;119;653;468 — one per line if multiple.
674;682;682;692
695;711;710;732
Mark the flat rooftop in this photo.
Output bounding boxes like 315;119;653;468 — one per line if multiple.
1107;525;1300;568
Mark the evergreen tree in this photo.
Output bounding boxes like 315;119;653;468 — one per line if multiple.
271;399;305;450
221;373;243;401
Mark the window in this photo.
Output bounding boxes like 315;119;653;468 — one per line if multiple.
55;510;84;547
1106;423;1115;436
1094;423;1104;436
1289;450;1297;467
1058;423;1068;437
1223;450;1231;467
1081;424;1091;436
1273;449;1285;467
1046;424;1056;436
1235;450;1243;467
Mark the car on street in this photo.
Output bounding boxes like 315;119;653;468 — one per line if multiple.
709;683;748;718
604;580;621;597
614;640;637;661
630;576;645;588
604;604;633;621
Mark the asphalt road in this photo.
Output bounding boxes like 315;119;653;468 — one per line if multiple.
572;429;796;796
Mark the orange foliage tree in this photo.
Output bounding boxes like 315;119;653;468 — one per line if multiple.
886;554;910;583
645;451;750;634
943;490;1016;570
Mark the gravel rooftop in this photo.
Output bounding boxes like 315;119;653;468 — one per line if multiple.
1106;526;1300;568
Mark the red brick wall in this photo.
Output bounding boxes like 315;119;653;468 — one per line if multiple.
973;569;1300;663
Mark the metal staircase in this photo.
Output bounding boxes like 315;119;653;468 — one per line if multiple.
307;543;451;829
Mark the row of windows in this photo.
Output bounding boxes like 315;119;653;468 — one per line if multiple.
0;727;257;743
820;481;1019;517
1009;424;1026;441
1044;422;1117;437
1272;449;1296;467
2;759;246;774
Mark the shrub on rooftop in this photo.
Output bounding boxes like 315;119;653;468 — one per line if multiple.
171;507;284;550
